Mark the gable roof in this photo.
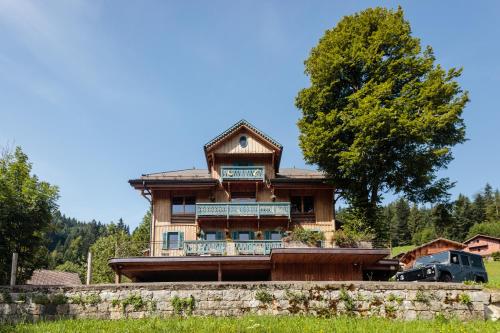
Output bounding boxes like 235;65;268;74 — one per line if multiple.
464;234;500;244
26;269;82;285
396;238;466;262
204;119;283;151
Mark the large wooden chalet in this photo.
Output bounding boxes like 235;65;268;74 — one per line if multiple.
109;120;397;282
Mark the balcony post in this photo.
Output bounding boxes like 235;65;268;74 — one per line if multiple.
218;263;222;282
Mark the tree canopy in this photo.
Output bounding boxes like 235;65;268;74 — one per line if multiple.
0;147;59;284
296;7;469;229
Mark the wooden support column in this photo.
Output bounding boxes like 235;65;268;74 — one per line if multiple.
218;263;222;282
115;270;122;284
10;253;18;287
86;251;92;285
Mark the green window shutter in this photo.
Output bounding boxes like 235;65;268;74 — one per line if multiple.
231;231;238;240
179;232;184;249
216;231;224;240
200;229;205;240
163;232;169;250
250;231;255;240
264;231;271;240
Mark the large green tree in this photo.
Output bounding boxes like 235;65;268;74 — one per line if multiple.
0;147;59;284
296;7;469;229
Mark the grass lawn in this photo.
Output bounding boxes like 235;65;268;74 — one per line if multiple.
391;245;416;257
1;316;499;333
485;260;500;290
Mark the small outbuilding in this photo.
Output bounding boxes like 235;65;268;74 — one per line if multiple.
396;238;466;269
464;234;500;257
26;269;82;286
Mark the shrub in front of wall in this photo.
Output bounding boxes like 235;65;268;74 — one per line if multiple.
32;294;50;305
171;295;195;316
255;290;273;304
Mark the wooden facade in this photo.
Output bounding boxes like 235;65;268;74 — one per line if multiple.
119;120;395;282
397;238;466;269
464;234;500;257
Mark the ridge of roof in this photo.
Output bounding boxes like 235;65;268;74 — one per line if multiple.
397;237;466;260
203;119;283;150
464;234;500;244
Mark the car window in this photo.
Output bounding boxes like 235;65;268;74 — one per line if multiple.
450;253;460;265
460;255;470;266
470;255;483;268
414;252;449;267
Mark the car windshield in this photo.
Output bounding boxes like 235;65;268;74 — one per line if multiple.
414;252;449;267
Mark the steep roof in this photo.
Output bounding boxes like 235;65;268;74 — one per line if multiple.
204;119;283;151
464;234;500;244
396;238;465;262
26;269;82;286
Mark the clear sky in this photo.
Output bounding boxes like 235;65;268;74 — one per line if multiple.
1;1;499;230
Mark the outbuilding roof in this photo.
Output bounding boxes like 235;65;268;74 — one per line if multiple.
26;269;82;286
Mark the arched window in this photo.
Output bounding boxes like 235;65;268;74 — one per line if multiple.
239;135;248;148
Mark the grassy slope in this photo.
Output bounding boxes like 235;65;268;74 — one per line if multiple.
391;245;416;257
485;260;500;289
2;316;499;333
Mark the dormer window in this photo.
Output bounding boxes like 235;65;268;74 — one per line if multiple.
239;135;248;148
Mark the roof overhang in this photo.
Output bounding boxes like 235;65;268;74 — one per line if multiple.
129;179;218;190
270;248;390;265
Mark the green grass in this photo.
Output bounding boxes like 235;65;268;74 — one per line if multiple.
391;245;416;257
485;260;500;290
1;316;499;333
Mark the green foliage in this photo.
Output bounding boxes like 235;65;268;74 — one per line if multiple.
69;293;101;307
288;227;324;246
339;288;355;313
458;293;472;305
296;7;469;229
171;295;195;316
0;290;12;303
387;294;403;305
492;252;500;261
32;293;50;305
2;316;500;333
415;289;430;304
0;146;59;284
50;293;68;305
467;222;500;239
55;261;85;283
255;290;273;304
120;294;147;311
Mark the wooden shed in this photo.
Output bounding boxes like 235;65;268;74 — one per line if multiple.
397;238;466;269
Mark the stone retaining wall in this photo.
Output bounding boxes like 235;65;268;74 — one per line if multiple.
0;282;496;323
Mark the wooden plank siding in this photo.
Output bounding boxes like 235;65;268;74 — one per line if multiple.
271;263;362;281
213;130;273;155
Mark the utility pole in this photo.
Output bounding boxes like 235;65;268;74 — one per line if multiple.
10;253;18;286
86;251;92;285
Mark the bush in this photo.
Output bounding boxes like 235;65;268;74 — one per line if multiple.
492;252;500;261
287;227;324;246
255;290;273;304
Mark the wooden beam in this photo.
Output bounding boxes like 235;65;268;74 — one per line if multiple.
10;253;18;286
218;263;222;281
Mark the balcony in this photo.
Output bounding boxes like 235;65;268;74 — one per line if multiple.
183;240;283;256
196;202;291;219
220;166;265;181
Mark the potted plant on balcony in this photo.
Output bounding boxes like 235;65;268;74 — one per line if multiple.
283;227;324;248
255;230;263;239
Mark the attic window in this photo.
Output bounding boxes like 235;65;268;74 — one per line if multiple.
239;135;248;148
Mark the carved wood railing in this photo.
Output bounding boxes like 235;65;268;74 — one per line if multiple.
196;202;291;218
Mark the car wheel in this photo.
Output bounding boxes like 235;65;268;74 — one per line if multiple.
439;273;452;282
475;277;485;283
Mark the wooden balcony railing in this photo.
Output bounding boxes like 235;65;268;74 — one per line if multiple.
220;166;265;181
184;240;226;256
183;240;283;256
234;240;282;255
196;202;291;219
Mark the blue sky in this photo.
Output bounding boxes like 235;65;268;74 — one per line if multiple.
1;1;499;230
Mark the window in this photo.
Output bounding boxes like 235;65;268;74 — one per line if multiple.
231;192;256;202
172;196;196;215
232;231;255;240
470;255;483;268
460;255;470;266
163;232;184;249
239;135;248;148
265;231;282;240
291;196;315;213
450;253;459;265
204;231;224;241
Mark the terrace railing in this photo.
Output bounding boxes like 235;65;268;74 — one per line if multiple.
220;166;265;181
196;202;291;219
183;240;227;256
234;240;283;255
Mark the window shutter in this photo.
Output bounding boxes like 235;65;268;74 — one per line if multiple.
216;231;224;240
264;231;271;240
250;231;255;240
231;231;238;240
163;232;168;250
200;229;205;240
179;232;184;249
